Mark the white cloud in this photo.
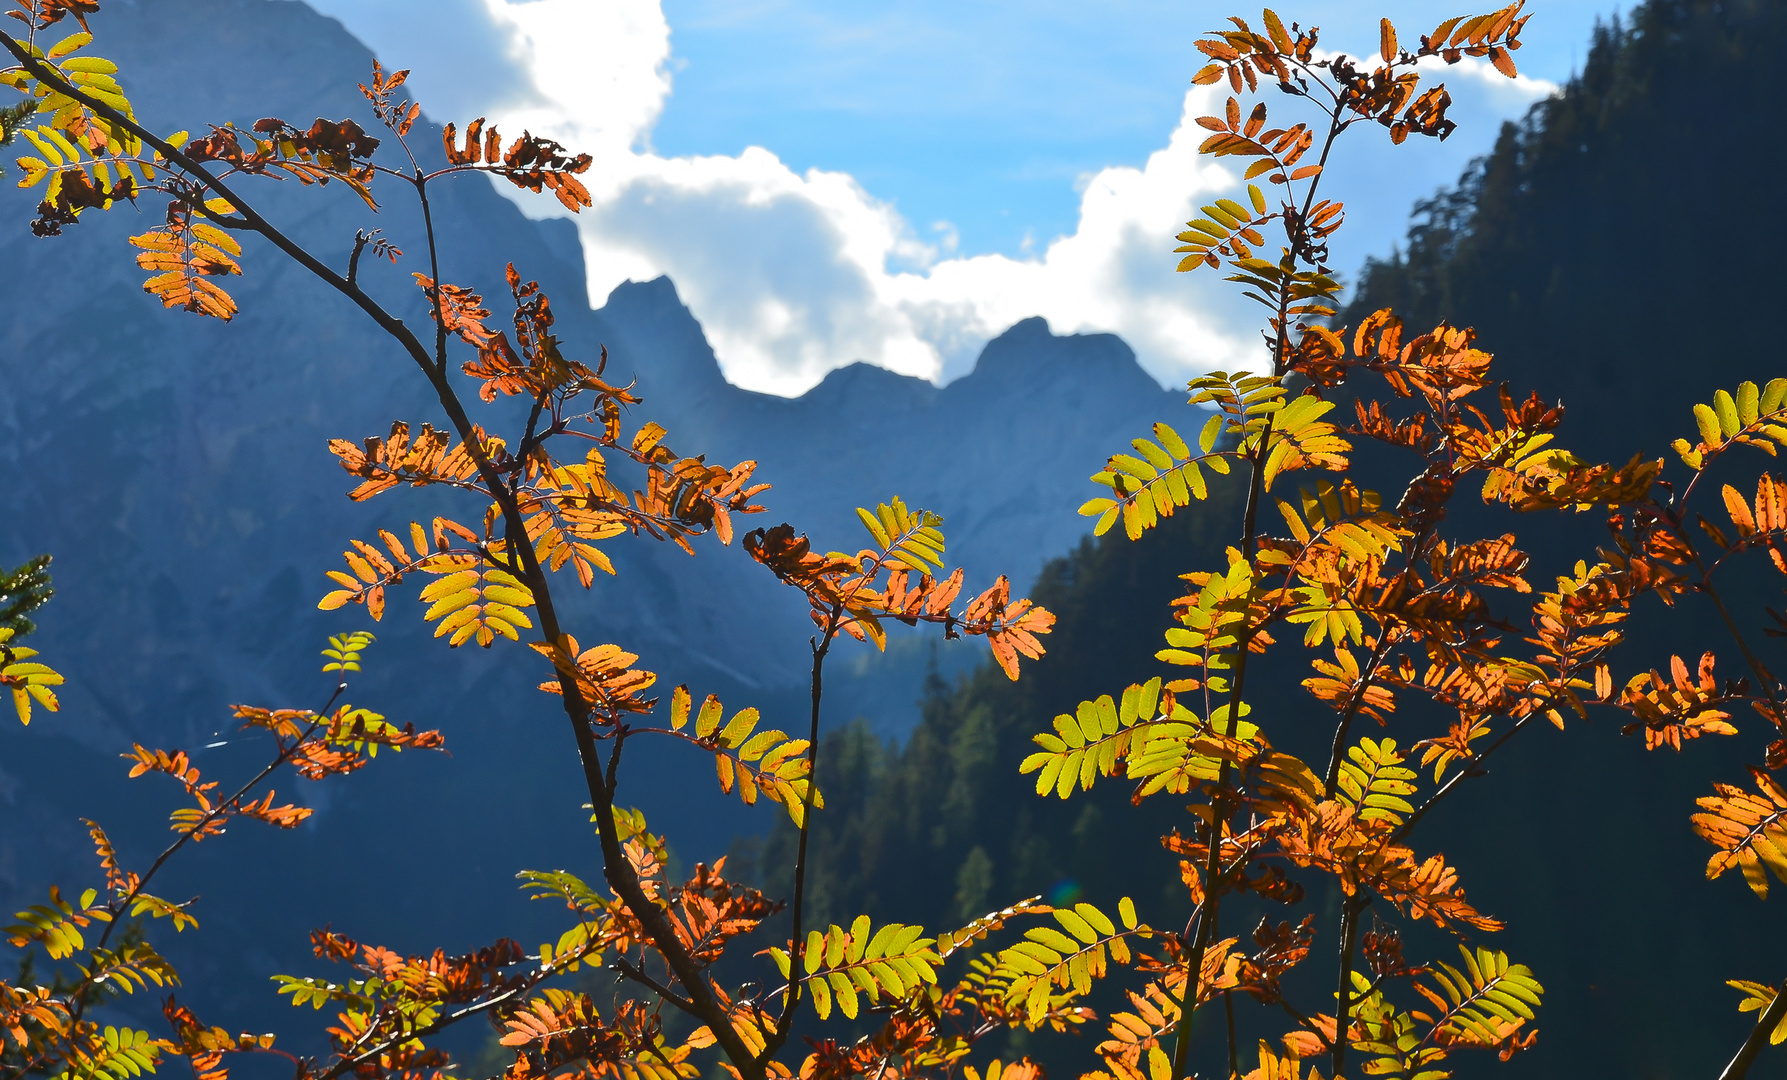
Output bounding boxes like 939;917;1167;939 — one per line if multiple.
482;0;672;157
309;0;1556;396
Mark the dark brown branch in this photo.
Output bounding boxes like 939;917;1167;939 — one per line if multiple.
765;602;844;1060
1330;893;1369;1080
1223;989;1238;1079
0;33;764;1074
1719;980;1787;1080
614;955;696;1015
1169;100;1347;1080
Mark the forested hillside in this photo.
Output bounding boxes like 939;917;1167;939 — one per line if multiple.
755;2;1787;1076
1340;0;1787;461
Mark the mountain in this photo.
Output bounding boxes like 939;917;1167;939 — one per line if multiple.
0;0;1180;1045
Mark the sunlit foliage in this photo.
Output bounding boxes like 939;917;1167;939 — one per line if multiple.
7;1;1787;1079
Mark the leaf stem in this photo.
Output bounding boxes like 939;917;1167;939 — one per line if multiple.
1391;710;1536;845
316;959;566;1080
1695;564;1779;704
1323;638;1394;791
1659;506;1781;712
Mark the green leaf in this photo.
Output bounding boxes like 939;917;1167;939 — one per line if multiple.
1153;422;1189;459
1763;378;1787;415
1695;403;1723;446
856;506;890;549
1739;381;1761;425
1715;389;1741;437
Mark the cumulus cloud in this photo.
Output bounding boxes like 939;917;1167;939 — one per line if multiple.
308;0;1555;396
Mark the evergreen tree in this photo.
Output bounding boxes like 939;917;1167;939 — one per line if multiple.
0;555;52;637
1343;0;1787;460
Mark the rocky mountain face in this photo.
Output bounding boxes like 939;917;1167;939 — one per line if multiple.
0;0;1184;1038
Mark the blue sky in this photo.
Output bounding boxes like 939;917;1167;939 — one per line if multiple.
653;0;1613;255
306;0;1623;394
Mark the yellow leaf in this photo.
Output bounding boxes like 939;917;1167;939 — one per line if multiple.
46;32;92;59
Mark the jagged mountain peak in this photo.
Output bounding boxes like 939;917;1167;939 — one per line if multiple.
802;361;939;410
596;276;733;403
603;274;687;315
958;314;1163;398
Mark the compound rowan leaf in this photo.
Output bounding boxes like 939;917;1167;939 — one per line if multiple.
419;564;534;648
0;627;63;724
1334;736;1417;825
1695;768;1787;898
773;920;939;1020
991;902;1153;1022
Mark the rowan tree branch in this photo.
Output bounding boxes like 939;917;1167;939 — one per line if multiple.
1719;980;1787;1080
0;34;765;1073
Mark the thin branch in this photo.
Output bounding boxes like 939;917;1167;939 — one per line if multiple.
1693;558;1780;704
1222;990;1238;1080
517;386;554;472
415;172;450;374
614;956;696;1016
1391;710;1537;846
1719;980;1787;1080
0;33;444;380
1330;893;1369;1080
316;965;555;1080
67;680;350;1052
1323;637;1395;790
1168;360;1280;1080
767;604;844;1055
1169;100;1346;1080
1652;502;1784;708
346;230;371;289
604;726;626;797
1275;996;1330;1054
